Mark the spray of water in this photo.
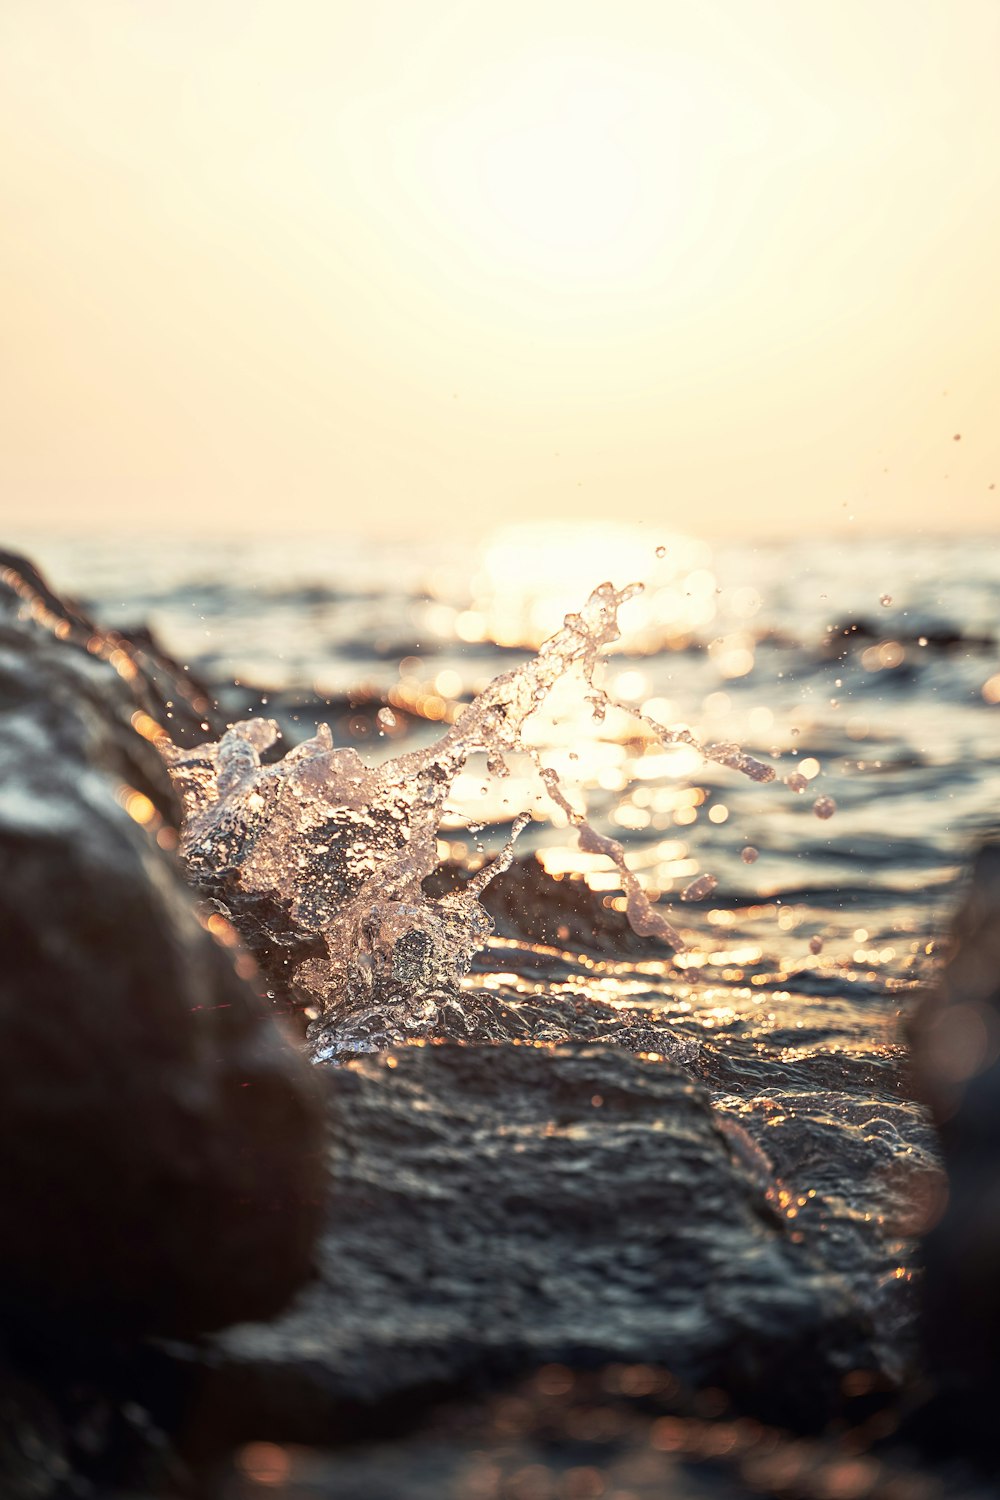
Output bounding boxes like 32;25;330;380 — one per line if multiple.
165;582;774;1029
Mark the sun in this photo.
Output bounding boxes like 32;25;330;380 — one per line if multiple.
337;42;749;300
412;51;699;283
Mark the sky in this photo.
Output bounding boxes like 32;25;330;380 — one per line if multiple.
2;0;999;540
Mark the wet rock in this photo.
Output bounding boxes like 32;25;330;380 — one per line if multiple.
909;836;1000;1452
305;989;686;1064
211;1044;878;1440
0;549;226;746
0;561;326;1339
428;854;665;960
194;850;667;1029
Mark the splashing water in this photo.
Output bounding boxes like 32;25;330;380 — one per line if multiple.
165;582;775;1037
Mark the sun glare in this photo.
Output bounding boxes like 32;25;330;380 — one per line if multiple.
398;51;717;283
437;57;679;277
472;521;714;648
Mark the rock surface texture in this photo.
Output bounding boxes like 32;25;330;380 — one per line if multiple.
0;554;326;1340
215;1043;877;1437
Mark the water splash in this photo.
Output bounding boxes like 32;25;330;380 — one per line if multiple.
165;582;775;1034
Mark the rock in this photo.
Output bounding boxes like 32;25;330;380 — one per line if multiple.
0;558;326;1339
210;1044;878;1440
427;853;663;959
0;549;226;746
909;836;1000;1452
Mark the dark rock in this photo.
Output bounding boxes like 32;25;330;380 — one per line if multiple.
0;549;226;746
0;559;326;1339
209;1044;879;1442
212;851;674;1030
305;984;692;1064
427;853;663;960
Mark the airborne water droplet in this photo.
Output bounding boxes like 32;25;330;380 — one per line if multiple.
880;594;892;607
680;873;718;903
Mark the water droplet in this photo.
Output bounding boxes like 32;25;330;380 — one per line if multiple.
655;545;667;559
809;936;823;955
813;795;836;820
741;846;759;864
680;873;717;903
880;594;892;607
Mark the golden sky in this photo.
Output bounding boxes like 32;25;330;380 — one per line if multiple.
2;0;998;539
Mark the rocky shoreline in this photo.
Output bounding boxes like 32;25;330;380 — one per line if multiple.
0;550;997;1497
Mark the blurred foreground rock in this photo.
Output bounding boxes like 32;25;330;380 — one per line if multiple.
216;1369;992;1500
910;835;1000;1456
0;553;326;1341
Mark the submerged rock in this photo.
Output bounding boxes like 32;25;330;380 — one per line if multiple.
212;1044;879;1438
0;559;326;1339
